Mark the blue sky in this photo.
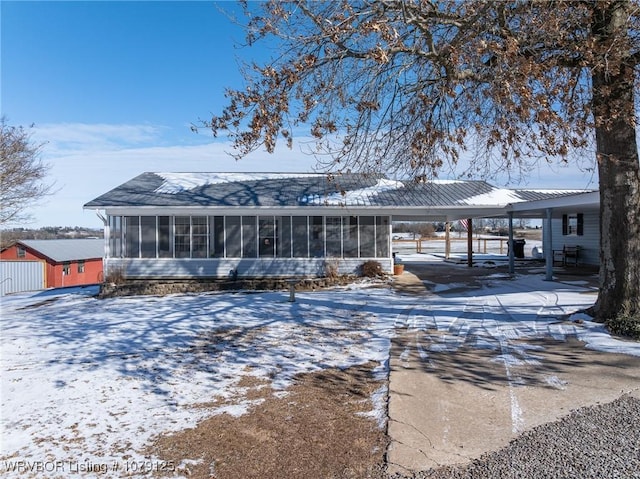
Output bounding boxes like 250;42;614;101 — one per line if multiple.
2;1;599;228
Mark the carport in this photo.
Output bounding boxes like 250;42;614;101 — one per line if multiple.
505;191;599;280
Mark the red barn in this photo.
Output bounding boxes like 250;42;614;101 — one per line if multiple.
0;239;104;288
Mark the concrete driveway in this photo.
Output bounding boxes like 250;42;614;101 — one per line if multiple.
387;259;640;476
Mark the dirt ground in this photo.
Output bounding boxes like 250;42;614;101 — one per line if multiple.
148;362;388;479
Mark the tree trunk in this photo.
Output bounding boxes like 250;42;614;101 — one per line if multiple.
590;1;640;322
592;116;640;322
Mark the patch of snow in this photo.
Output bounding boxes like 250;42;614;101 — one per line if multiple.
153;172;321;194
3;267;640;476
301;178;404;205
544;375;568;390
458;188;524;206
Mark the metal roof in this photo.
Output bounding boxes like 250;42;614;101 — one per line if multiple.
85;172;590;209
18;239;104;262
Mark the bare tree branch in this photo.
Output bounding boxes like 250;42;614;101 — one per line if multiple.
0;118;53;225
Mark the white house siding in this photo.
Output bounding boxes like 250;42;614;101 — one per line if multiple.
106;257;390;280
551;211;600;265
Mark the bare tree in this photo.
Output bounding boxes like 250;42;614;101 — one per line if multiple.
0;118;52;225
206;1;640;330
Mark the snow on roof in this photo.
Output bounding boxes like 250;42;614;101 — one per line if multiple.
300;178;405;206
154;172;324;194
85;171;593;212
458;188;526;206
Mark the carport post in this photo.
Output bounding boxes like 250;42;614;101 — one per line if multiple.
545;208;554;281
467;218;473;267
508;212;515;275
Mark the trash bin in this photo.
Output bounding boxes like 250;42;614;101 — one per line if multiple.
509;239;526;259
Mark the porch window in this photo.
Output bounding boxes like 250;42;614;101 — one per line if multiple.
259;216;276;257
326;216;342;257
276;216;292;258
242;216;257;258
225;216;242;257
109;216;122;258
210;216;224;258
359;216;375;257
376;216;390;257
158;216;172;258
191;216;208;258
174;217;191;258
124;216;140;258
343;216;359;257
292;216;308;257
140;216;157;258
310;216;324;257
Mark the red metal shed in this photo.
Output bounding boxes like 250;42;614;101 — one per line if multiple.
0;239;104;288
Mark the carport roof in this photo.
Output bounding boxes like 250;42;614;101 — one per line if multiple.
84;172;591;220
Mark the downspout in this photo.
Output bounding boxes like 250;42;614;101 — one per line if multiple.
95;211;108;281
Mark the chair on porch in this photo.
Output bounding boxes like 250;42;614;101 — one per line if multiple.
562;245;580;266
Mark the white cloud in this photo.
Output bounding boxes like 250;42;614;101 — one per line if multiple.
34;123;167;154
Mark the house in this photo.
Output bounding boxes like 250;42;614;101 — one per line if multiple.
0;239;104;288
84;172;591;280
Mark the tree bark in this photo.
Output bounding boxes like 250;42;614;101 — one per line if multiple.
590;1;640;322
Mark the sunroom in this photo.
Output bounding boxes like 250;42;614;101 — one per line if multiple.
105;213;391;278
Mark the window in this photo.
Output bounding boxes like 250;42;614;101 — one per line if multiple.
343;216;359;257
310;216;324;257
326;216;342;257
109;216;122;258
17;246;26;258
124;216;140;258
276;216;292;258
359;216;375;257
62;262;71;276
210;216;224;258
191;216;208;258
292;216;308;257
174;217;191;258
225;216;242;257
77;260;85;273
562;213;584;236
158;216;172;258
242;216;257;258
376;216;390;258
259;216;276;257
140;216;157;258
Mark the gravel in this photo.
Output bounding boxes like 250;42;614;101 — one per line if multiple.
389;394;640;479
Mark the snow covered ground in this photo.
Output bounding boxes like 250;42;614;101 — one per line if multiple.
2;257;639;478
